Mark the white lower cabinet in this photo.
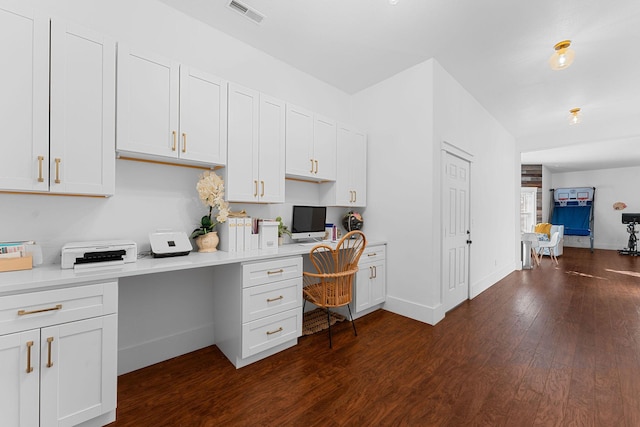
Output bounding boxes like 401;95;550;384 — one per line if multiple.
355;245;386;314
0;282;118;427
213;257;302;368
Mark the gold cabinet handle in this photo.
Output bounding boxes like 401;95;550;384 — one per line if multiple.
54;158;61;184
353;190;357;203
18;304;62;316
373;265;377;278
266;327;283;336
267;295;284;303
26;341;34;373
37;156;45;182
310;159;314;173
350;191;354;203
260;180;265;197
254;180;258;197
267;269;284;275
172;131;177;151
46;337;54;368
182;133;187;153
369;266;373;280
367;252;377;257
314;160;319;174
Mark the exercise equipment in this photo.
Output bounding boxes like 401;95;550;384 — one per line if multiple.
619;213;640;256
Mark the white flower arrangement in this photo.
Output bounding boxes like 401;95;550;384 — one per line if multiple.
191;170;230;238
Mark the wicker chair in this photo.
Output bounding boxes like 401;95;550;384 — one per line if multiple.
302;231;366;348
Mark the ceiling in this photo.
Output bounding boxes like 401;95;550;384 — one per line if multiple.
157;0;640;173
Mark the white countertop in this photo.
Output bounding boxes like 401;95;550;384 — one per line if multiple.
0;240;386;296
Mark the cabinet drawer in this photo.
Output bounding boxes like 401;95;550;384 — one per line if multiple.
360;245;386;264
242;256;302;288
242;308;301;358
0;281;117;335
243;277;302;323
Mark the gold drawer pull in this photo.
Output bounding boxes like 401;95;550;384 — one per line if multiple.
46;337;54;368
37;156;45;182
26;341;34;373
367;253;377;257
54;158;61;184
314;159;319;174
172;131;177;151
260;180;265;197
267;295;284;303
18;304;62;316
182;133;187;153
310;159;314;173
267;269;284;275
266;327;283;335
254;180;258;197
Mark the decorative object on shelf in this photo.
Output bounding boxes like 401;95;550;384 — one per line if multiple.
276;216;291;245
190;170;230;252
228;209;248;217
549;40;575;70
195;231;220;253
613;202;627;211
342;211;363;232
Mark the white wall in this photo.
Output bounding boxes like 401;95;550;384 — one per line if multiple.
0;0;355;374
353;59;517;325
551;165;640;250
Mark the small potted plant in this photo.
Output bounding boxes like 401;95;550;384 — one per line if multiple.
190;171;230;252
276;216;291;245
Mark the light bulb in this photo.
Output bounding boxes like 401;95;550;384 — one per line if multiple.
549;40;575;70
569;108;581;125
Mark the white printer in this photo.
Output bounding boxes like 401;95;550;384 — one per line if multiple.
61;240;137;269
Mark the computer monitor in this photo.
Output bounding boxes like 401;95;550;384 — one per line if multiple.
291;205;326;240
622;213;640;224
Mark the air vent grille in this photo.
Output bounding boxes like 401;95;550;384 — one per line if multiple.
227;0;265;24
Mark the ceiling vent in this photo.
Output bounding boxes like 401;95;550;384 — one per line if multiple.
227;0;265;24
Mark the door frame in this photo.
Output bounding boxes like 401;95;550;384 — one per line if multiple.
440;141;474;313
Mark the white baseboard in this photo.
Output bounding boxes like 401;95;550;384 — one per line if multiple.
118;323;215;375
383;295;444;326
470;264;514;299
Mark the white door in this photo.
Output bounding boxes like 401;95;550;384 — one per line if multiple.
0;4;49;192
442;151;471;312
226;83;259;202
40;315;117;427
258;94;285;203
116;44;179;158
179;66;227;165
0;330;40;427
50;20;116;196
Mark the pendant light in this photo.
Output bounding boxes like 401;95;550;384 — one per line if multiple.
569;108;581;125
549;40;575;70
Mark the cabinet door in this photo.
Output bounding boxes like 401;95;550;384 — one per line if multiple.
371;260;386;306
350;129;367;207
40;314;117;427
313;115;337;181
0;4;49;192
0;329;40;427
227;83;259;202
355;265;373;313
116;44;179;158
335;125;367;207
179;66;227;165
285;104;314;179
50;21;116;196
258;94;285;203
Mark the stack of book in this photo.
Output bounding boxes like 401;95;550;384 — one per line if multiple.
0;241;33;272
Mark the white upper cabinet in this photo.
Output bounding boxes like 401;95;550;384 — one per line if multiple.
227;83;285;203
117;44;227;167
0;4;50;193
0;4;115;196
326;124;367;207
50;21;116;196
285;104;337;181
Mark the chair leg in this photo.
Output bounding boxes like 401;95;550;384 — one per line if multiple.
551;248;558;265
327;308;333;349
347;304;357;337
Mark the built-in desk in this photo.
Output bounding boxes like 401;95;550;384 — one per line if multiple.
0;240;385;426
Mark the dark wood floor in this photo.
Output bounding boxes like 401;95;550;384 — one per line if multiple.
109;248;640;426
